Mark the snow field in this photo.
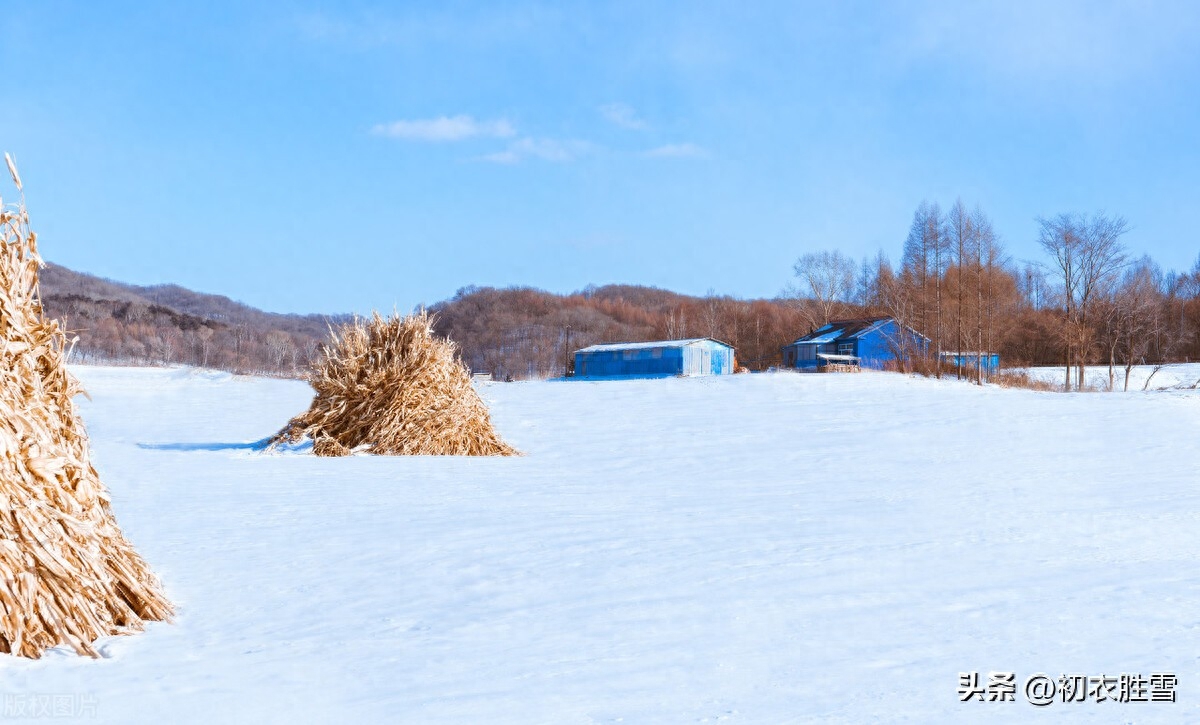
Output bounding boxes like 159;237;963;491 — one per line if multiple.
1;366;1198;723
1019;362;1200;392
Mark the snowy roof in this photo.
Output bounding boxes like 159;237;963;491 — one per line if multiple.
575;337;731;353
939;351;999;357
817;353;859;361
788;318;893;346
804;330;845;344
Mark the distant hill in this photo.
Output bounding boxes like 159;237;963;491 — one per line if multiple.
40;262;349;376
41;264;344;338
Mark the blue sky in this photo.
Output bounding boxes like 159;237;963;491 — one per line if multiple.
2;1;1199;314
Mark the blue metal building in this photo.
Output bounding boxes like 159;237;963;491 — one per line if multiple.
782;318;928;371
573;338;734;379
940;351;1001;374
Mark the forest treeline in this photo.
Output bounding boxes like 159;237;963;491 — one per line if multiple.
429;285;809;380
434;199;1200;386
41;196;1200;387
790;200;1200;390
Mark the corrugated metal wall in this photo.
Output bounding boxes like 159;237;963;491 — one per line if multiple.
856;323;898;369
944;352;1001;372
574;341;733;378
858;322;929;369
574;347;685;378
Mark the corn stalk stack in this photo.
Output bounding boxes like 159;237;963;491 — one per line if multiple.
0;154;173;658
269;311;517;457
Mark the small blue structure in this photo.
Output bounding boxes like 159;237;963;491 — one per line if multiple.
782;318;928;371
940;351;1001;374
573;338;734;379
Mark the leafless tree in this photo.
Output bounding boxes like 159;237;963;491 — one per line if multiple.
902;202;948;371
855;251;894;313
665;307;686;339
1097;257;1162;391
791;250;856;327
265;330;296;373
702;289;724;338
1037;212;1128;390
974;209;1007;384
190;326;215;368
947;200;976;379
1019;263;1050;311
151;328;180;364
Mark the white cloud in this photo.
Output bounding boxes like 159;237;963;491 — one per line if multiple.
478;137;592;164
510;138;576;162
478;150;521;165
372;115;516;142
644;143;709;159
600;103;647;130
895;1;1200;85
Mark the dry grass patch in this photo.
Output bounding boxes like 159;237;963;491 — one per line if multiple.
0;154;172;658
992;369;1061;392
269;312;517;457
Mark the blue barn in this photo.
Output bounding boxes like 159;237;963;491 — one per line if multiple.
782;318;928;371
573;338;734;379
940;351;1001;374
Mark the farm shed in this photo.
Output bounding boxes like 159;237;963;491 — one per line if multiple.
782;318;928;371
573;338;734;379
940;351;1001;374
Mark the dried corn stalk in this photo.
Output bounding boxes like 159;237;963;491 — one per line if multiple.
270;312;516;456
0;154;172;658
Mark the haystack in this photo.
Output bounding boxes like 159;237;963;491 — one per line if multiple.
269;311;517;457
0;154;172;658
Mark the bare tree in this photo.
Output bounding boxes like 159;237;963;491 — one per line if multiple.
876;258;924;373
947;200;976;379
901;201;947;371
1019;262;1049;311
191;326;214;368
855;250;893;313
665;307;686;339
265;330;296;373
151;328;180;365
973;209;1007;385
701;289;723;338
1104;258;1161;391
972;209;988;385
791;250;856;327
1037;212;1128;390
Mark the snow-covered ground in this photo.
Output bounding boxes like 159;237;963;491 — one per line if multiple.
1019;362;1200;392
2;366;1199;723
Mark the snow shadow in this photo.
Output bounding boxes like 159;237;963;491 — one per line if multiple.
138;438;271;452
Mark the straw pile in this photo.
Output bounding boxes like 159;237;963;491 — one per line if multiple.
0;153;172;658
269;311;516;457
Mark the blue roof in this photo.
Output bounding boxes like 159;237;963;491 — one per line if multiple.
788;318;893;346
803;328;846;344
576;337;732;354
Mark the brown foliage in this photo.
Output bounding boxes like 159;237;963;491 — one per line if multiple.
430;285;810;379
